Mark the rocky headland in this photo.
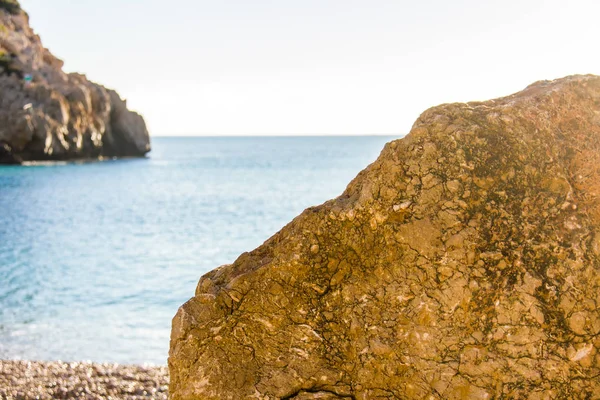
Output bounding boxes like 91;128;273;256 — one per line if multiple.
0;1;150;164
169;75;600;399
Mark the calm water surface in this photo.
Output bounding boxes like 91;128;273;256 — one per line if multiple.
0;136;395;364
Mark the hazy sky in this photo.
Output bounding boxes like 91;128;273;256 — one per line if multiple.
18;0;600;136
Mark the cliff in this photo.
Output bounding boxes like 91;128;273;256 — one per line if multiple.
169;75;600;399
0;1;150;164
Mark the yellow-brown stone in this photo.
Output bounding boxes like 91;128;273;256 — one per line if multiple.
170;75;600;399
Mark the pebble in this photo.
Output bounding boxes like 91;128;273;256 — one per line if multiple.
0;360;168;399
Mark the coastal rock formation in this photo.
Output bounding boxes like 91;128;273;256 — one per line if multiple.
169;74;600;399
0;1;150;163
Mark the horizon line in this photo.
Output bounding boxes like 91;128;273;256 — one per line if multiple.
150;133;403;138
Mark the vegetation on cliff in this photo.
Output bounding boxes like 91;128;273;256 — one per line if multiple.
0;0;20;15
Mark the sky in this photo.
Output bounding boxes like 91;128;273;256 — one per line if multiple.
18;0;600;136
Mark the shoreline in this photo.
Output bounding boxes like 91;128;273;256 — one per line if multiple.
0;360;168;399
0;155;150;167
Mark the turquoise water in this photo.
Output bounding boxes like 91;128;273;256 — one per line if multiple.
0;136;395;364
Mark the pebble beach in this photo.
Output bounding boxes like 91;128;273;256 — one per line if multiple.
0;360;168;399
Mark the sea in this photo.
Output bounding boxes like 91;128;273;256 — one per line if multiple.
0;136;396;365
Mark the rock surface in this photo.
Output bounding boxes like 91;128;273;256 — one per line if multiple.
169;75;600;399
0;2;150;163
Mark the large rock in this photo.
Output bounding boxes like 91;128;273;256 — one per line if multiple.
0;2;150;163
169;75;600;399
